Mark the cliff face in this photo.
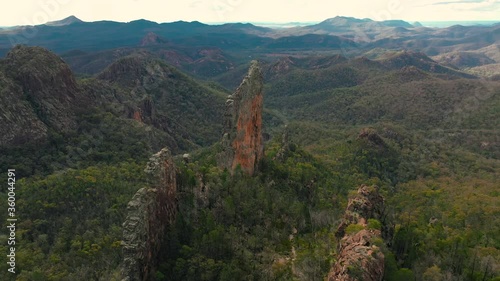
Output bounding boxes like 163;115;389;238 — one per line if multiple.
0;45;84;146
328;185;387;281
0;71;48;145
218;61;264;175
5;46;81;129
0;45;225;152
121;148;177;281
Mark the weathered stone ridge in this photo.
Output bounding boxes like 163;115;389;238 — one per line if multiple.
329;228;385;281
218;60;264;175
327;185;387;281
335;184;385;239
0;45;83;146
121;148;177;281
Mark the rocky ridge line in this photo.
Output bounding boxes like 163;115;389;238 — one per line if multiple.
0;45;85;146
327;184;389;281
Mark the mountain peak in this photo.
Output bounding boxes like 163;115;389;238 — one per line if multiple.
381;19;413;28
319;16;372;26
45;15;83;26
128;19;158;26
4;45;81;134
316;16;413;29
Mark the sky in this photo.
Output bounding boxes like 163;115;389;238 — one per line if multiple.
0;0;499;26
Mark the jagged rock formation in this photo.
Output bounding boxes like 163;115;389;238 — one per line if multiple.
97;54;225;152
0;46;225;154
121;148;177;281
0;70;48;145
328;185;389;281
0;45;85;146
217;60;264;175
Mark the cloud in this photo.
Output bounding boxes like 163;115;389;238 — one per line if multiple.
432;0;485;5
413;0;500;13
445;0;500;11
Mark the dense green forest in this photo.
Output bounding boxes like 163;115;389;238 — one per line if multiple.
1;120;498;280
0;45;499;280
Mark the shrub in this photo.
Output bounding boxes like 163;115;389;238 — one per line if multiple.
345;224;365;235
367;219;382;230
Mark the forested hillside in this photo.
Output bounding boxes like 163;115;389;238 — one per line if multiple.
0;40;498;281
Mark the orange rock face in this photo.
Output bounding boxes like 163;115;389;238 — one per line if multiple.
232;93;263;174
133;110;143;122
218;61;264;176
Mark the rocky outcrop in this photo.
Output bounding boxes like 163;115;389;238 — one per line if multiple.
5;46;81;129
0;71;48;146
140;32;168;47
358;128;387;149
217;61;264;175
97;54;225;151
121;148;177;281
329;229;385;281
327;185;389;281
0;45;85;146
128;96;156;124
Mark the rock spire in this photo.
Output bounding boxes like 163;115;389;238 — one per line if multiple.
121;148;177;281
218;60;264;175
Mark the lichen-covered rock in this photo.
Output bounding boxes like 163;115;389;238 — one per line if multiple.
328;229;385;281
328;185;388;281
121;148;177;281
121;188;157;281
218;60;264;175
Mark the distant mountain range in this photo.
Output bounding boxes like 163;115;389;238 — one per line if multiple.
0;15;499;78
0;13;499;281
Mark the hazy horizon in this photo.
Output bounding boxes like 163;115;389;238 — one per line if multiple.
1;0;499;27
0;15;498;29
